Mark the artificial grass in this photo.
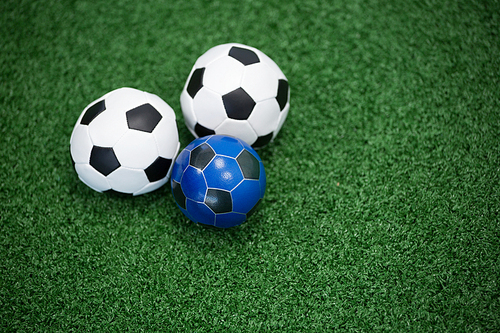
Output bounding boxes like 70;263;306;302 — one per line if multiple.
1;0;499;331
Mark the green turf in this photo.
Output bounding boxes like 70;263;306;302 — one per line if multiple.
1;0;499;331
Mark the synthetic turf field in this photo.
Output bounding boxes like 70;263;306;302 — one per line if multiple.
1;0;499;331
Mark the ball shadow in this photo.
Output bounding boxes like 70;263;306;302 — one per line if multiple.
167;199;268;255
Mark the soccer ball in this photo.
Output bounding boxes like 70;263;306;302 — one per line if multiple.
171;135;266;228
180;43;290;148
70;87;180;195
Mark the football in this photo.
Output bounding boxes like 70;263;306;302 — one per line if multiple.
180;43;290;148
70;87;180;195
171;135;266;228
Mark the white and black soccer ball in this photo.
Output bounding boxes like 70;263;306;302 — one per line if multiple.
70;87;180;195
180;43;290;148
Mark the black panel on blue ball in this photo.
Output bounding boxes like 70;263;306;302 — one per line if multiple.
172;180;187;209
236;150;260;179
205;189;232;214
190;143;215;170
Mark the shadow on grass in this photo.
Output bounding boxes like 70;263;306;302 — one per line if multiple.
169;201;268;242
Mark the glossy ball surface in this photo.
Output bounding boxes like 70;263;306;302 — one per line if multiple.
70;87;180;195
180;43;290;149
171;135;266;228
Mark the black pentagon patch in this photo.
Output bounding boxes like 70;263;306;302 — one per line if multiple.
194;123;216;137
70;146;75;168
276;79;289;111
145;156;172;182
172;180;186;209
236;150;260;180
81;100;106;125
90;146;120;176
103;189;132;197
252;133;273;149
126;103;162;133
222;88;256;120
187;68;205;98
246;199;262;219
229;46;260;65
190;143;215;170
205;189;232;214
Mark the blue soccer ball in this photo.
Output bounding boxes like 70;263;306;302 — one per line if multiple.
171;135;266;228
